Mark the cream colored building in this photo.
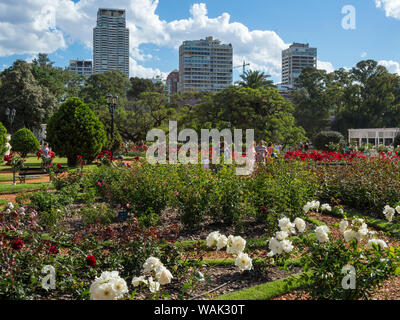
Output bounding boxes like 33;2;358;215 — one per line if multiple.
348;128;399;146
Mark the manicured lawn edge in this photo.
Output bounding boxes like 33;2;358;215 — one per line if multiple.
0;182;53;195
215;271;312;300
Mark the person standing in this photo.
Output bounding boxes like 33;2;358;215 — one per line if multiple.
255;140;267;163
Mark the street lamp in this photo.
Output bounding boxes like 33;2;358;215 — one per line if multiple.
106;94;118;156
5;107;16;133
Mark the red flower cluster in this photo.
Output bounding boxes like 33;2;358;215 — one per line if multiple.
11;240;24;250
284;150;365;162
49;245;59;254
3;153;14;166
97;150;113;161
77;155;86;166
86;255;97;267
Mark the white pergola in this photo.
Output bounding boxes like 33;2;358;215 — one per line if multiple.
348;128;400;146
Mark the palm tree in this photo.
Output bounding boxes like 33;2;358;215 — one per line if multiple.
236;70;276;89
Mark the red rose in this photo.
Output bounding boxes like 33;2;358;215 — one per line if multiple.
49;245;59;254
135;156;140;161
262;206;268;214
12;240;24;250
87;255;97;267
57;163;62;169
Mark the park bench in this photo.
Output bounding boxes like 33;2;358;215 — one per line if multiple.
18;167;49;184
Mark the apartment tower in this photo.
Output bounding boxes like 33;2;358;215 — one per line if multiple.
282;43;317;87
93;8;129;77
178;36;233;93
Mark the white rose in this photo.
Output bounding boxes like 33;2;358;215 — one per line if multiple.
294;218;306;233
396;206;400;214
148;277;160;293
275;231;289;241
321;204;332;212
269;238;283;255
143;257;163;273
216;235;228;251
343;230;356;242
235;253;253;272
206;231;221;248
281;240;294;253
155;266;173;285
132;276;148;287
228;236;246;255
8;202;14;210
339;220;349;233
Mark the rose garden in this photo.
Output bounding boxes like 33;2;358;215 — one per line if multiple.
2;58;400;301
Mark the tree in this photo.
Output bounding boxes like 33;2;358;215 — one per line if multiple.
10;128;40;158
236;70;276;89
80;70;130;111
292;67;333;139
185;86;306;149
0;60;58;133
0;122;8;159
116;92;175;142
127;77;165;100
47;97;107;166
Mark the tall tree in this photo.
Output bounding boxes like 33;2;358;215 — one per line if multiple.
0;60;57;132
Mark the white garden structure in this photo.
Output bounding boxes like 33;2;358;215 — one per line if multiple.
348;128;399;146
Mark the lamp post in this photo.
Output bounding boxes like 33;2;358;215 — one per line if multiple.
5;107;16;133
106;94;118;156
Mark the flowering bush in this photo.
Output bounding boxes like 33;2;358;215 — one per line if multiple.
295;216;400;300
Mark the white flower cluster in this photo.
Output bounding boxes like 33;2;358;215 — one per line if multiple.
267;217;306;257
340;218;369;242
315;225;330;243
303;200;320;214
89;271;129;300
367;239;388;250
320;204;332;213
132;257;173;293
206;232;252;272
383;205;400;222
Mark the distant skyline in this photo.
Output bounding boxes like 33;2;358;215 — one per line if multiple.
0;0;400;83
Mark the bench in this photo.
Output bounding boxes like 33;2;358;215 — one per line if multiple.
18;167;49;184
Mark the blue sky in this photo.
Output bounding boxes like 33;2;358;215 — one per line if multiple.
0;0;399;83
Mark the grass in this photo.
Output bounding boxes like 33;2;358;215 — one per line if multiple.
0;182;53;195
215;271;313;300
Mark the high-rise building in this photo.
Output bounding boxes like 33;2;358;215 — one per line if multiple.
93;8;129;77
178;36;233;93
67;60;93;78
282;43;317;87
166;70;179;95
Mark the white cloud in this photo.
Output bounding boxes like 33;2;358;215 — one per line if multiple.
317;60;335;73
129;57;168;79
375;0;400;19
361;52;367;58
0;1;332;80
378;59;400;74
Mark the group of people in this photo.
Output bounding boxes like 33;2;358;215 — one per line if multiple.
254;140;281;163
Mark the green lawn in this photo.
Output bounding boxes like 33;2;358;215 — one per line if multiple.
0;182;53;195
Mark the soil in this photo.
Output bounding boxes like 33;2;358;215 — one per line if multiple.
134;265;302;300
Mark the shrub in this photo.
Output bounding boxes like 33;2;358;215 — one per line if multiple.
10;128;40;157
313;131;345;152
46;97;107;166
249;160;317;233
0;122;8;159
